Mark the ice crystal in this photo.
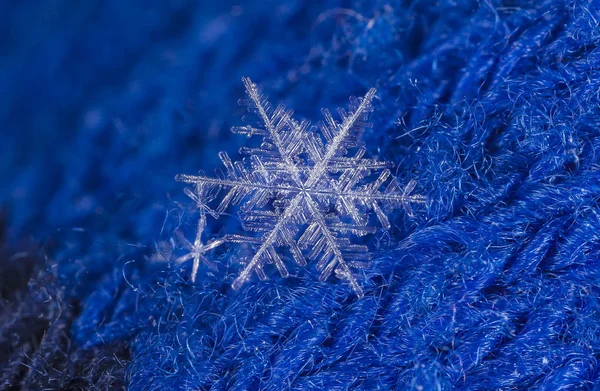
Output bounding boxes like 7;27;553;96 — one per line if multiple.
176;78;425;297
174;184;227;282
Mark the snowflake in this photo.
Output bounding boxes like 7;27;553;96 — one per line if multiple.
173;184;227;282
176;78;425;297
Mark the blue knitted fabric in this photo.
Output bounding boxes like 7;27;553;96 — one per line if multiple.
2;0;600;389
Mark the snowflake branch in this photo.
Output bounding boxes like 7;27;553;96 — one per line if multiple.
231;195;303;290
175;173;296;194
242;77;304;187
305;88;376;188
304;194;364;297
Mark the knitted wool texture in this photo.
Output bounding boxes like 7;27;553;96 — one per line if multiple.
2;0;600;389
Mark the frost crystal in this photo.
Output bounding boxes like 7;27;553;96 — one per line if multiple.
176;78;425;297
174;184;227;282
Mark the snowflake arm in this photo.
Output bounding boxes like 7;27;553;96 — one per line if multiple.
235;77;306;187
302;194;366;296
231;194;304;290
304;88;376;188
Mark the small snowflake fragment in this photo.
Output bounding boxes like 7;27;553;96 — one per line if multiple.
174;184;226;282
176;78;425;296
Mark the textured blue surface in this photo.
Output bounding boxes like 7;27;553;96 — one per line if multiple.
2;0;600;389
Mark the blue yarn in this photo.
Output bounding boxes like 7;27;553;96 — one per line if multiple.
2;0;600;389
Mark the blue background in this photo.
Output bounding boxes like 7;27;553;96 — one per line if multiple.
2;0;600;389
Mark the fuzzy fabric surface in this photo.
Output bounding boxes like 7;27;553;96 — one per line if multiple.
2;0;600;390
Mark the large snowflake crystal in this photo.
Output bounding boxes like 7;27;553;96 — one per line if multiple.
176;78;425;297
